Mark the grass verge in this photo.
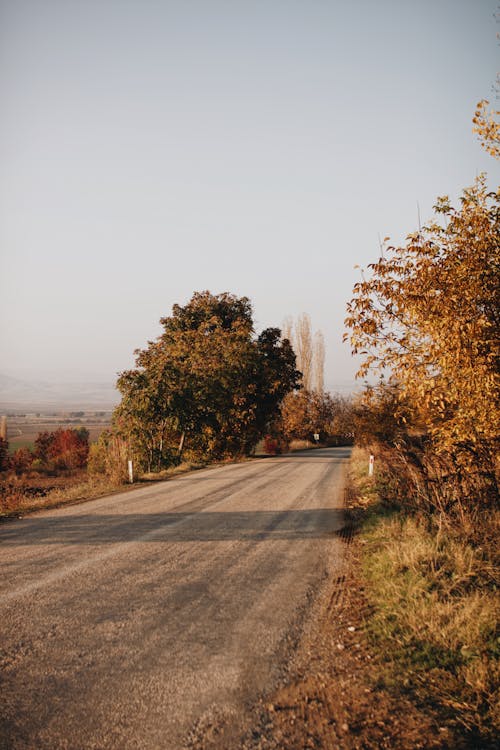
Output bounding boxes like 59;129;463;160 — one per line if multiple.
0;474;126;518
349;446;500;748
0;457;239;518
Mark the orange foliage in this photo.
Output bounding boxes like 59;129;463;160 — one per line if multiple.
35;428;89;470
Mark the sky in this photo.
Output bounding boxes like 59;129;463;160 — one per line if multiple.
1;0;499;395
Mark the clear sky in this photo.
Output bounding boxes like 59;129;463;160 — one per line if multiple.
1;0;499;393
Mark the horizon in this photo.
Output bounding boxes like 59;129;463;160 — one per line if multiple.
0;366;361;413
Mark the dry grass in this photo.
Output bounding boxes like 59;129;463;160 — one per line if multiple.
350;447;500;746
348;445;380;506
0;474;124;517
288;439;316;451
0;458;235;518
139;460;209;481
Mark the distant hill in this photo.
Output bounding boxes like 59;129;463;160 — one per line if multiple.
0;373;119;411
0;371;358;413
324;379;360;396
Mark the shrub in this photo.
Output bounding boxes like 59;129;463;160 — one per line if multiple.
10;447;34;475
88;430;129;484
263;435;281;455
34;428;89;471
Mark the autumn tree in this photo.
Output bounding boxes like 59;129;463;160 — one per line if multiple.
345;177;500;506
10;447;33;475
280;389;349;444
313;330;325;393
34;431;53;465
473;99;500;159
295;313;313;389
281;315;293;345
34;428;89;470
282;314;326;393
0;437;9;472
116;291;300;468
350;381;414;448
279;314;332;444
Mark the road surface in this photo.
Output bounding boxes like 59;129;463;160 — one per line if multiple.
0;447;350;749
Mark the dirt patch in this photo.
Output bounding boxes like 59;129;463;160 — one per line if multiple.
0;471;128;518
0;472;86;511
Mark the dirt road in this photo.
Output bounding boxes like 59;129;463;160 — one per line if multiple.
0;447;349;749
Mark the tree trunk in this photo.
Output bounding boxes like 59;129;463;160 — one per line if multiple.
178;431;186;461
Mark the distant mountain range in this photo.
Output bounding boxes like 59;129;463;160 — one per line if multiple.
0;373;119;411
0;371;358;413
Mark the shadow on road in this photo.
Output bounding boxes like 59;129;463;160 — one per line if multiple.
1;508;344;545
274;447;352;460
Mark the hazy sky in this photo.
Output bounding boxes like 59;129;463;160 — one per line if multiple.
1;0;499;392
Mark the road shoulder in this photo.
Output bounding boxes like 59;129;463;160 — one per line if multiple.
186;506;448;749
242;526;447;749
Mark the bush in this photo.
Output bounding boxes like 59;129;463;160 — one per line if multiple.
263;435;282;455
88;431;129;484
34;428;89;471
10;447;34;475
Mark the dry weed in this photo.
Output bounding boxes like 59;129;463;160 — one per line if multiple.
351;448;500;745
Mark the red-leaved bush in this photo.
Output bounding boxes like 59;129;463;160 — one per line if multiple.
35;428;89;470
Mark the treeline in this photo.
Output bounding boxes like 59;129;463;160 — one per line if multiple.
344;100;499;526
0;294;354;488
342;101;499;746
345;167;499;526
89;292;353;481
0;428;89;475
277;314;353;448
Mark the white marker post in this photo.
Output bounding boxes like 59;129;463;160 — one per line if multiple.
368;454;374;476
128;460;134;483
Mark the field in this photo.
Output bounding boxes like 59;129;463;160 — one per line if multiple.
4;411;111;453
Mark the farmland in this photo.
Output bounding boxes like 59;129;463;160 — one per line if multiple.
4;411;111;453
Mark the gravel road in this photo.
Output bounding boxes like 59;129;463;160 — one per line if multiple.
0;447;350;750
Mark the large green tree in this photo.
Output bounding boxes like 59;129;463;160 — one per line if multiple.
115;291;300;469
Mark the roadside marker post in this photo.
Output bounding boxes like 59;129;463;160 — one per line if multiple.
128;460;134;483
368;454;374;476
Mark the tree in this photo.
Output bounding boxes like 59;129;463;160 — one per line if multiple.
34;428;89;470
345;178;500;503
116;291;300;467
313;330;325;393
473;99;500;159
280;389;346;443
0;437;9;472
281;315;293;344
10;447;33;475
295;313;313;389
350;380;414;448
114;368;176;473
282;314;326;393
34;431;54;465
